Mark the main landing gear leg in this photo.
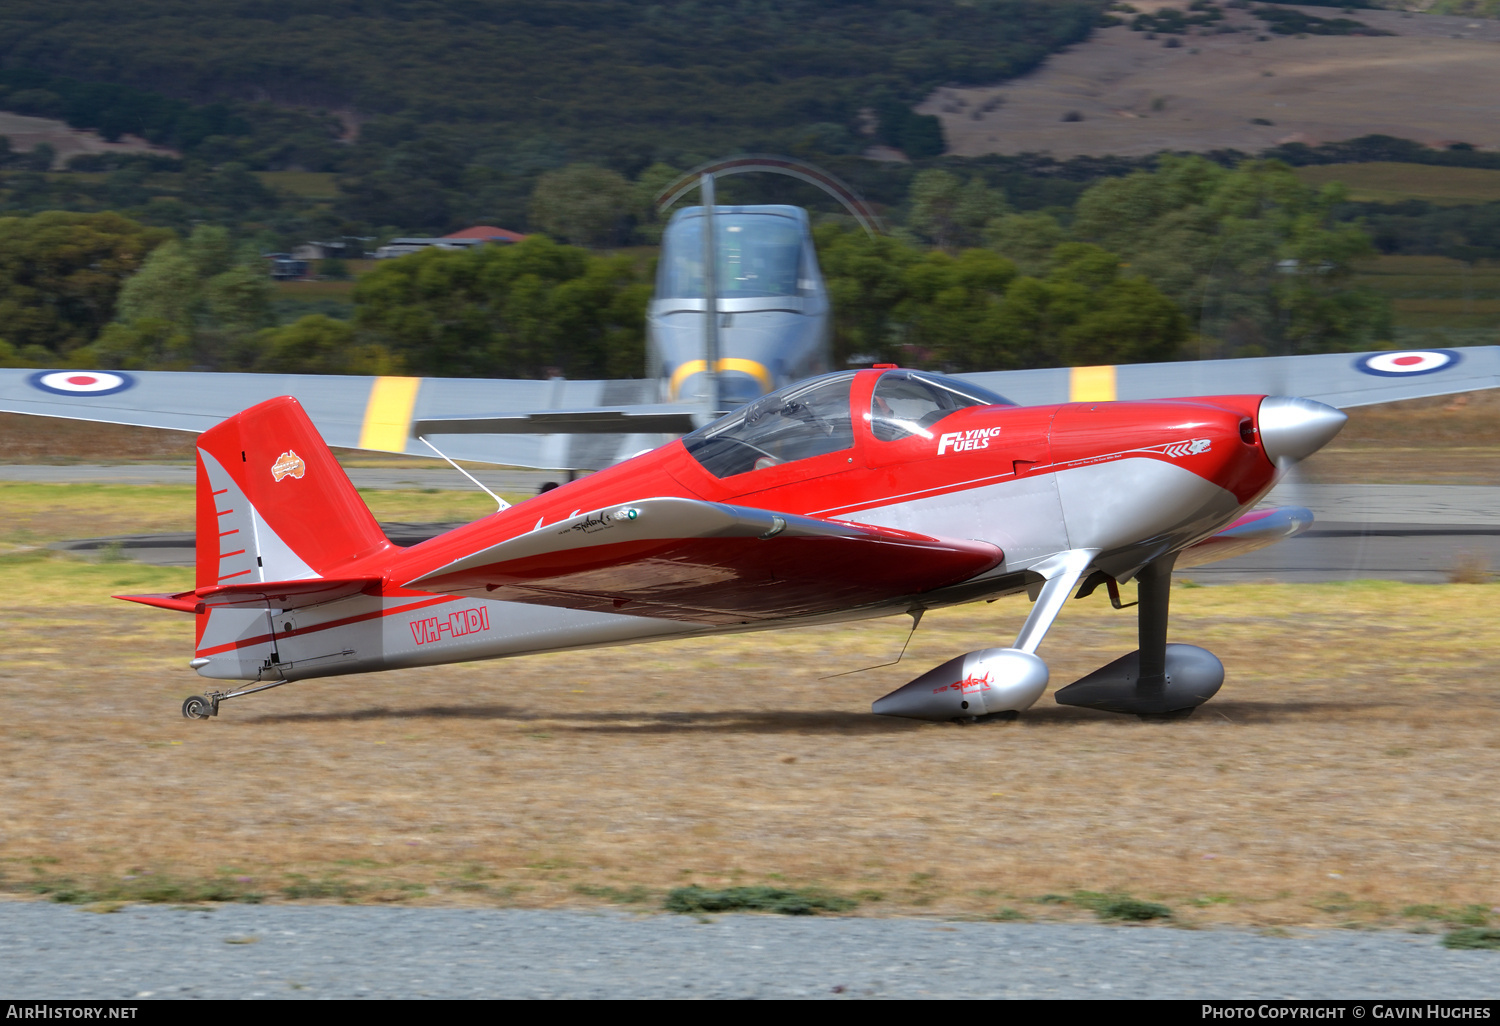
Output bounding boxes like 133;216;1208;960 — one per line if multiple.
872;549;1100;722
180;678;291;720
1054;553;1224;719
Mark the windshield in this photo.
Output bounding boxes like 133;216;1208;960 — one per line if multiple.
684;372;855;478
869;371;1013;442
658;211;804;300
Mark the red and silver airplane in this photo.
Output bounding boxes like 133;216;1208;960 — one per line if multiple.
121;365;1354;723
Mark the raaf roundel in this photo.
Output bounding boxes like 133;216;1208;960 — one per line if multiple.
121;365;1350;722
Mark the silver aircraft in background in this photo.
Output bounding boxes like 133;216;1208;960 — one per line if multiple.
648;203;831;411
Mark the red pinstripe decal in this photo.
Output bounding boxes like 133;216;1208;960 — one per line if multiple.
218;569;253;582
195;595;457;657
809;449;1207;519
811;468;1018;518
220;549;246;559
217;508;234;516
219;528;239;537
212;488;229;496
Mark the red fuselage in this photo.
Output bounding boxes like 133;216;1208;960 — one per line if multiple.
377;370;1277;592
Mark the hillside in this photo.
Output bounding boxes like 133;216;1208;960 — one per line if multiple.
0;0;1102;166
926;1;1500;158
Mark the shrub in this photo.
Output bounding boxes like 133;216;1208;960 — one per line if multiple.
664;885;856;916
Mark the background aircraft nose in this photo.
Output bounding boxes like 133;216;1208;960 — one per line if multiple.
1258;396;1348;465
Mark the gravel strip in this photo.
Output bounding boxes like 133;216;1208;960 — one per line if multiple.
1;903;1495;999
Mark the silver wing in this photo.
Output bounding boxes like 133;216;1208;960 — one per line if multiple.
0;369;673;471
3;345;1496;472
957;346;1500;408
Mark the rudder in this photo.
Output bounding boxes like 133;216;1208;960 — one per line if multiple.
196;396;393;591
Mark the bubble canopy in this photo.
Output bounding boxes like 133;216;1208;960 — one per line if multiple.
657;209;808;300
683;369;1012;478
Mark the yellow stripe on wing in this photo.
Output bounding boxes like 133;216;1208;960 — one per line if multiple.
358;376;422;452
1069;365;1116;403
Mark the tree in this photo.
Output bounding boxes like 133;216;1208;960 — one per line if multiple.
984;212;1067;276
91;225;273;369
905;170;1007;252
815;225;924;366
895;247;1018;369
254;315;399;375
815;226;1187;371
0;211;171;361
353;235;649;379
1071;155;1390;356
527;165;634;248
631;162;683;245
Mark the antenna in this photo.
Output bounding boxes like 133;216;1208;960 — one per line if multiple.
417;435;510;512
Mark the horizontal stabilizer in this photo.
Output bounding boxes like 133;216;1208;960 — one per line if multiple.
1177;506;1314;568
413;405;701;436
406;497;1002;624
116;591;200;614
117;577;383;614
194;577;384;608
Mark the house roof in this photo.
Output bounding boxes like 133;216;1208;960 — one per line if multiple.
444;225;527;242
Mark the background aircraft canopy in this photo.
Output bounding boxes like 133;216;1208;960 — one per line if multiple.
658;206;809;300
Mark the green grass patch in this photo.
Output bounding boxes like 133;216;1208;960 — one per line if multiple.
280;873;370;901
1295;163;1500;206
0;549;194;606
574;883;652;904
1441;927;1500;951
664;885;857;916
1347;253;1500;336
1398;902;1492;927
1065;890;1174;922
24;872;264;905
0;480;516;552
254;171;341;200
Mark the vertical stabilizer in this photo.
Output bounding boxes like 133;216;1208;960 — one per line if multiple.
195;396;393;591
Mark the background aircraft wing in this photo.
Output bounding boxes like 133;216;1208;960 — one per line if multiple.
404;496;1004;625
957;345;1500;409
0;368;666;471
6;344;1496;474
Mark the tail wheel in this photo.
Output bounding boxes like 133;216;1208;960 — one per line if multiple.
181;695;212;720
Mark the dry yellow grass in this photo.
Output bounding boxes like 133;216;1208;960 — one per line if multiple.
1;553;1496;928
925;3;1500;158
0;414;199;464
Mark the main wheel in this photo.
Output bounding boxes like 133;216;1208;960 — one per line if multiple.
182;695;212;720
977;710;1020;724
1137;707;1195;723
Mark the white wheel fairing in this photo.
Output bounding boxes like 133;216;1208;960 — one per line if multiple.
28;370;136;396
1355;350;1460;377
